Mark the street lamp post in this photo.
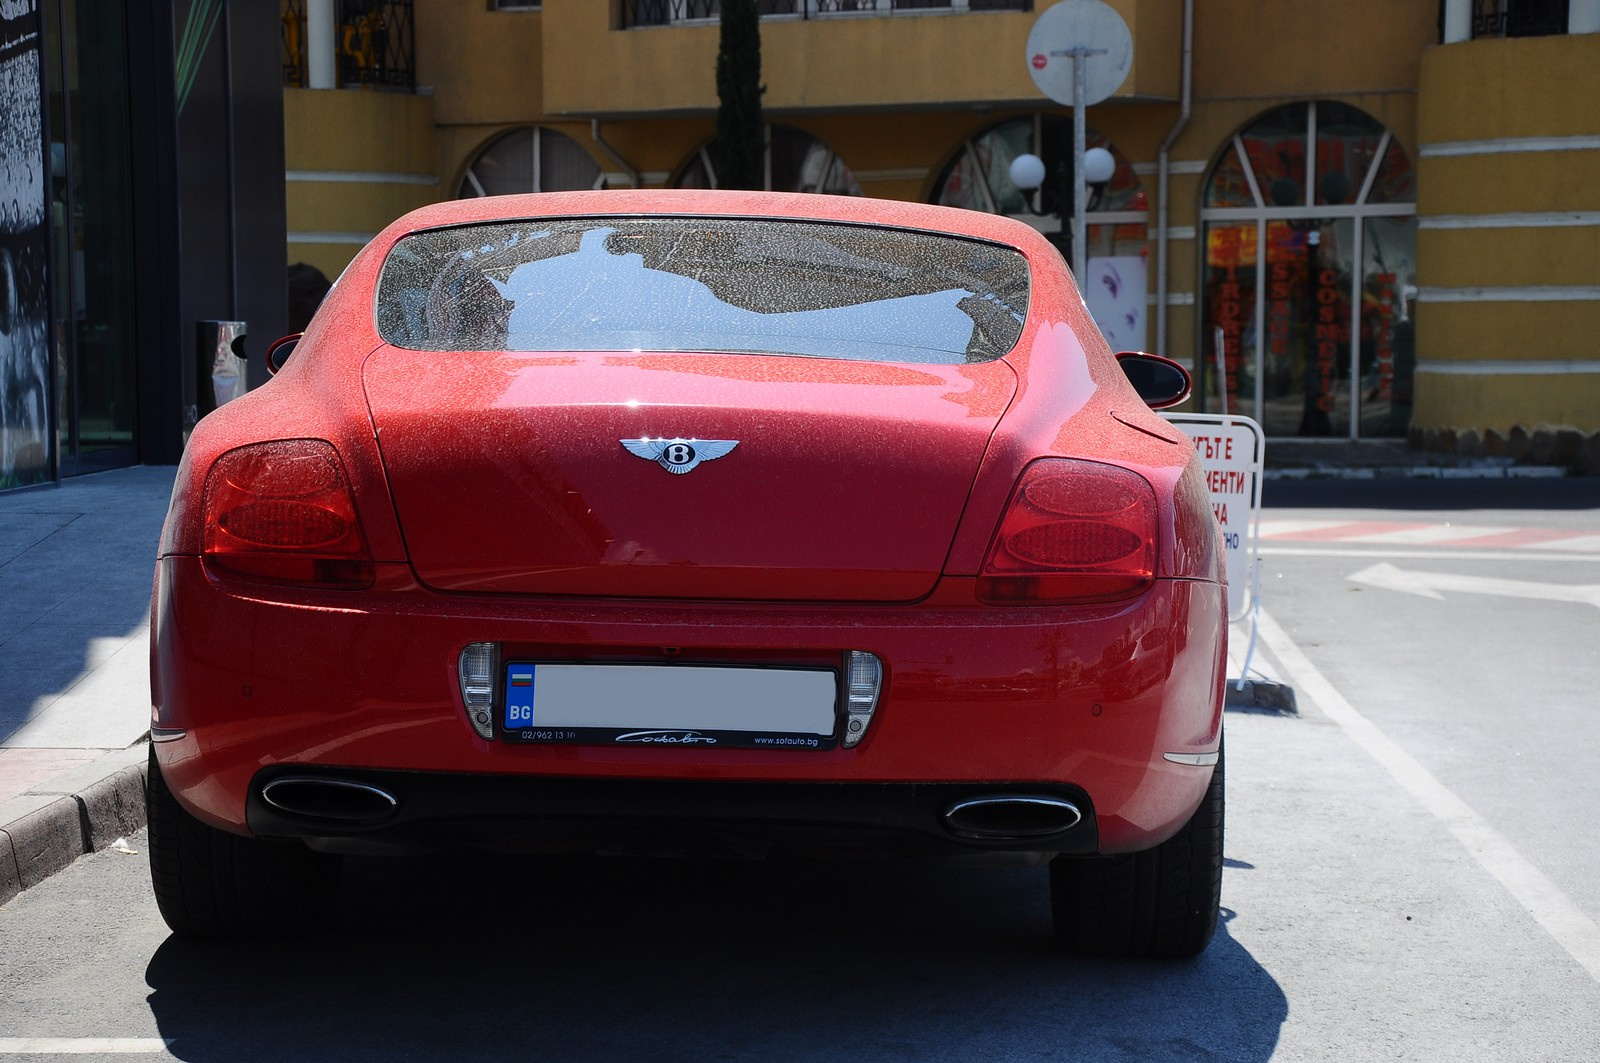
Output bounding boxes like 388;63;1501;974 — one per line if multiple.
1009;143;1116;278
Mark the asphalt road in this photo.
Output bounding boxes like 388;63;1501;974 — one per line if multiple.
2;477;1598;1061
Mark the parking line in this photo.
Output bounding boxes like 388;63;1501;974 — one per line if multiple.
1255;607;1600;984
0;1040;171;1055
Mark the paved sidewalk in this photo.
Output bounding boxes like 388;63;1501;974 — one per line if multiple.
1;465;175;903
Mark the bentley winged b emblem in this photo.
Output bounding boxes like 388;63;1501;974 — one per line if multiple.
621;437;740;475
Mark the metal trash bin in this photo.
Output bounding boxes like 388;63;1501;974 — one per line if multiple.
185;320;248;444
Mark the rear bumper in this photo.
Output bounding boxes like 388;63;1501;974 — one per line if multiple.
245;768;1100;858
152;556;1225;854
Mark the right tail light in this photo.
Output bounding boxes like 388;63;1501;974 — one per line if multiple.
977;459;1158;605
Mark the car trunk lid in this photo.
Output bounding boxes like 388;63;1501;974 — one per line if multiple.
362;349;1016;601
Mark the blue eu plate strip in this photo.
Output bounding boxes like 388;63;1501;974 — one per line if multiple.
505;665;535;728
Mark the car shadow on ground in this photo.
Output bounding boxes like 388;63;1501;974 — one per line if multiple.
145;849;1286;1061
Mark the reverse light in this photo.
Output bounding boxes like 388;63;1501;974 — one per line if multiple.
842;651;883;749
977;459;1158;605
201;439;374;588
458;642;498;740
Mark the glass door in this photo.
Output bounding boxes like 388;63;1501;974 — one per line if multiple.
46;0;138;476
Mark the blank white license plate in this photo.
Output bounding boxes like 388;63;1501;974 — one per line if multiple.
502;663;839;750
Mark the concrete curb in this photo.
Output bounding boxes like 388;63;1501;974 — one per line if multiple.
1265;464;1569;481
0;759;148;906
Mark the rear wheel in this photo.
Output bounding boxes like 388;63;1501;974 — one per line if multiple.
147;747;334;938
1049;743;1224;959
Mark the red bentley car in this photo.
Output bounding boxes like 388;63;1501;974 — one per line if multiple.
148;190;1226;956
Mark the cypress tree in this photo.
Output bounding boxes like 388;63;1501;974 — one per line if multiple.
714;0;765;190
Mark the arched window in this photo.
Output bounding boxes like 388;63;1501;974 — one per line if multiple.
672;124;862;196
932;114;1148;350
1199;102;1417;438
457;127;603;198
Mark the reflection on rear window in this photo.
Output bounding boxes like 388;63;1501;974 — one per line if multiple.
375;217;1030;364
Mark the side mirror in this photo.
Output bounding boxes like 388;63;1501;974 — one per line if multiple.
1115;351;1192;410
265;333;302;376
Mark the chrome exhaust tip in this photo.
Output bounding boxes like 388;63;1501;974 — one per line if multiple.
943;794;1083;840
260;776;399;826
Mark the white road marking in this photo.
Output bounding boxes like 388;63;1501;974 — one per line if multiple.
1348;562;1600;607
0;1039;171;1055
1260;545;1600;563
1256;608;1600;984
1256;519;1354;537
1342;524;1515;545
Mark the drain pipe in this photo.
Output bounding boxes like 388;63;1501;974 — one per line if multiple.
1155;0;1193;356
591;119;640;189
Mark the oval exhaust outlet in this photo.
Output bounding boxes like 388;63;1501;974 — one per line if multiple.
260;777;399;825
943;795;1082;840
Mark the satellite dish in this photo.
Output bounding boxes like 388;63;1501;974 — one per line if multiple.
1025;0;1133;108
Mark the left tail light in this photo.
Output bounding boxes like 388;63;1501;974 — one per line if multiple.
201;439;375;589
977;458;1158;605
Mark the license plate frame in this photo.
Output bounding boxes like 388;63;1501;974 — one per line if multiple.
501;662;840;751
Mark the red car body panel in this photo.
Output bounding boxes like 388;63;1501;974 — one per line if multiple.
151;190;1225;859
151;561;1223;853
363;351;1016;600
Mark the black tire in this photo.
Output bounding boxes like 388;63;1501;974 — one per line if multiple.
1049;742;1224;959
146;746;334;939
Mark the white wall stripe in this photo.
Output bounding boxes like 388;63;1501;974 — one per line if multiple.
1147;292;1194;306
602;171;670;186
1256;608;1600;986
286;169;436;185
1420;135;1600;158
852;167;930;182
1166;226;1196;241
1415;359;1600;376
1133;160;1208;176
1417;286;1600;303
288;231;378;245
1421;212;1600;230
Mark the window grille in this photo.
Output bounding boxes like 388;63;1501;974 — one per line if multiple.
1470;0;1570;37
282;0;308;86
336;0;416;89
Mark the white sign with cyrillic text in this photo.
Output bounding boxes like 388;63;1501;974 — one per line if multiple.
1162;414;1265;621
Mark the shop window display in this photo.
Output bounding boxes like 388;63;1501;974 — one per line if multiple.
1199;102;1416;439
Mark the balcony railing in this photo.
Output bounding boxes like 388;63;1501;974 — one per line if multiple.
283;0;308;86
623;0;1030;28
282;0;416;89
337;0;415;89
1469;0;1571;37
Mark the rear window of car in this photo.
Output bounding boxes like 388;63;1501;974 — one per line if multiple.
375;217;1030;364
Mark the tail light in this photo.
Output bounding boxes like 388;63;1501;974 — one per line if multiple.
201;439;375;588
978;459;1157;604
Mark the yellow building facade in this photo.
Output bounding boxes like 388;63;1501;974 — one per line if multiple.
283;0;1600;466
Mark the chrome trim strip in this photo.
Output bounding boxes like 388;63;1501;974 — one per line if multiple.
1164;751;1221;767
149;727;187;743
943;795;1083;837
260;777;400;815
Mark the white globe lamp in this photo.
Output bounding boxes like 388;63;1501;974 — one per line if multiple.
1008;153;1047;193
1083;146;1116;186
